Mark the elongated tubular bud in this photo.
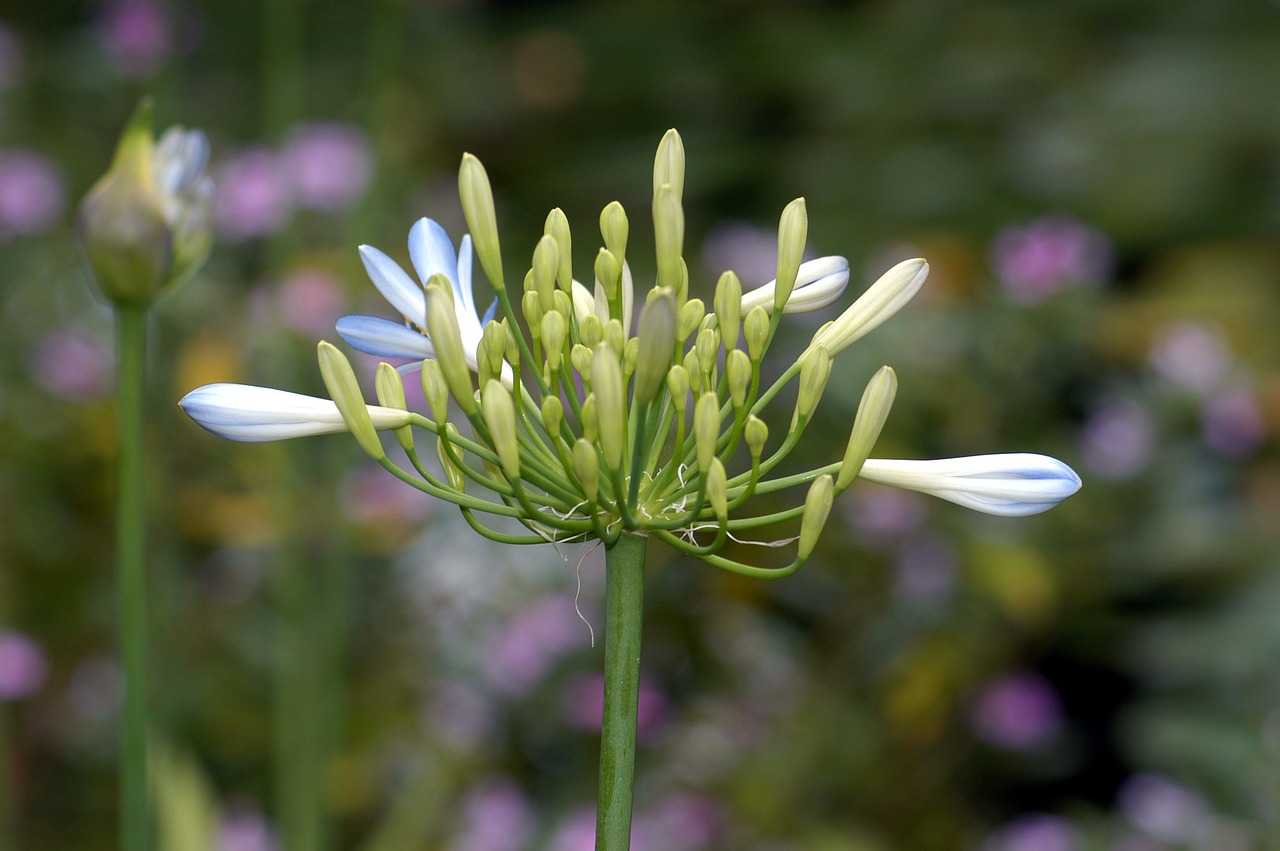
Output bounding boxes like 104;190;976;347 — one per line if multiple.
592;346;626;470
794;346;832;421
437;424;466;490
837;366;897;491
580;393;599;443
695;328;719;377
693;392;719;474
714;271;742;352
545;207;573;292
809;258;929;357
653;128;685;204
726;349;751;409
317;341;384;459
375;362;414;451
421;359;449;423
677;298;705;347
632;288;677;406
706;457;728;520
541;310;567;371
773;198;807;313
797;474;834;559
542;395;564;441
666;364;690;406
532;234;559;308
425;276;475;414
744;306;770;364
522;290;544;337
857;454;1082;516
600;200;629;260
653;184;684;293
481;379;520;480
458;153;504;291
572;438;600;502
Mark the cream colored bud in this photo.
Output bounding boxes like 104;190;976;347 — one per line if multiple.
633;288;677;406
542;394;564;441
666;364;690;405
837;366;898;491
594;248;622;306
532;234;559;307
522;290;544;335
458;153;504;291
683;349;703;395
653;128;685;203
653;183;684;293
544;207;573;291
571;343;593;380
317;341;383;459
714;271;742;352
592;346;626;470
375;361;413;451
425;277;475;414
677;298;705;345
726;349;751;409
600;200;629;260
552;289;573;321
795;346;832;422
693;392;719;474
483;320;506;369
604;318;625;357
437;424;466;491
420;359;449;423
744;306;770;363
481;380;520;480
809;258;929;357
773;198;807;313
798;474;834;560
501;319;521;368
623;337;639;384
572;438;600;503
580;393;599;443
744;415;768;458
695;328;719;376
706;457;728;520
579;313;605;348
541;311;567;371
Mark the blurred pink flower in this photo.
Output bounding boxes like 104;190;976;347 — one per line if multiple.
641;793;720;851
483;594;591;695
843;486;926;545
96;0;172;78
894;534;956;604
547;808;598;851
275;267;348;337
1202;387;1266;458
0;20;23;90
1117;773;1211;844
0;630;49;700
31;331;114;401
980;813;1078;851
1148;322;1231;393
991;215;1111;304
217;808;278;851
970;672;1064;751
451;777;535;851
1079;398;1155;480
213;147;292;241
0;149;66;239
282;123;373;212
341;464;433;527
700;220;781;286
562;673;668;741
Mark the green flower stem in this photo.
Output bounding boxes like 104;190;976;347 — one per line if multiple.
115;303;150;851
596;532;647;851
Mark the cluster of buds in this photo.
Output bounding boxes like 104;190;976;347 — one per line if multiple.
182;131;1080;573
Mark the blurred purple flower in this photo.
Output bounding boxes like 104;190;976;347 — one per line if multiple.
483;594;591;695
894;534;957;604
275;267;348;337
1148;322;1231;394
213;147;292;241
450;777;535;851
843;486;927;546
217;808;278;851
970;672;1064;751
991;215;1111;304
341;464;433;528
0;20;23;90
548;808;598;851
980;813;1079;851
0;149;66;239
1202;387;1266;458
31;331;114;401
96;0;172;78
282;123;373;212
0;630;49;700
1078;398;1155;480
563;673;668;741
1117;773;1211;844
700;220;780;287
641;793;720;851
425;680;497;749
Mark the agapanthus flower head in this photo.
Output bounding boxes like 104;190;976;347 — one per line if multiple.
78;100;213;306
182;131;1080;575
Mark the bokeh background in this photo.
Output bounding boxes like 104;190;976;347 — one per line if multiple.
2;0;1279;849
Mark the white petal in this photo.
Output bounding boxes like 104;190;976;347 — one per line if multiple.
858;453;1081;516
336;315;436;359
808;258;927;356
180;383;409;443
572;280;596;326
457;233;477;318
359;244;427;326
741;255;851;314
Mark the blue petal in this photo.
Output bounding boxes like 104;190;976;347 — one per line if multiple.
456;233;478;318
408;218;460;295
358;245;426;325
481;297;499;326
336;315;436;359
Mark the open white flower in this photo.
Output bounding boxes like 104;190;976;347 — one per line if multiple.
858;453;1082;516
179;383;410;442
336;218;495;370
740;255;850;314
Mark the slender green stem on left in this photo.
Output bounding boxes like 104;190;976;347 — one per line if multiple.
116;303;150;851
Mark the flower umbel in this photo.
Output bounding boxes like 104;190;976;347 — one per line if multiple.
182;131;1081;573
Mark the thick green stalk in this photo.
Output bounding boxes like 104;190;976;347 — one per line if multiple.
596;532;646;851
116;304;150;851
